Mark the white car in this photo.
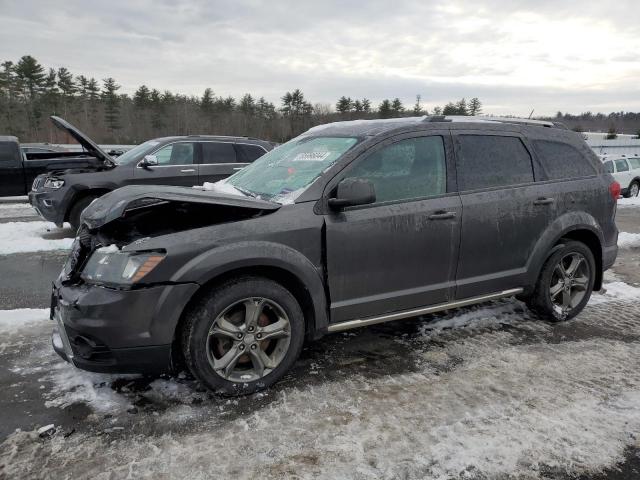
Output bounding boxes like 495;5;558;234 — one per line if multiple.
603;156;640;197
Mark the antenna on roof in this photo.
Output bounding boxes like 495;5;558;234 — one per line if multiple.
528;109;535;119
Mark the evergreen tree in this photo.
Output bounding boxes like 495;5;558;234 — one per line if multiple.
239;93;256;115
361;98;371;113
442;102;457;115
605;125;618;139
468;97;482;116
353;100;363;112
102;77;121;139
256;97;276;119
133;85;151;108
336;96;352;114
455;98;468;115
412;94;423;115
390;98;404;116
378;99;392;118
13;55;45;100
57;67;76;116
432;106;442;115
200;88;214;113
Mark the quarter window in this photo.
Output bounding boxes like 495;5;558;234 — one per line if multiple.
344;136;446;203
153;143;195;165
533;140;597;179
615;159;629;172
202;142;236;164
235;144;267;163
604;161;614;174
456;135;534;190
629;158;640;170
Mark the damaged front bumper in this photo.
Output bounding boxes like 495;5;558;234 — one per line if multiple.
50;279;199;374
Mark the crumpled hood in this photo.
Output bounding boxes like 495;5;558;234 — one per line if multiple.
81;185;280;230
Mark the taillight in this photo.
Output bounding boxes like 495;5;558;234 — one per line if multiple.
609;181;621;200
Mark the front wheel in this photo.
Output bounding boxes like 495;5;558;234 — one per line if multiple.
629;181;639;198
68;195;100;230
527;241;596;322
181;277;305;395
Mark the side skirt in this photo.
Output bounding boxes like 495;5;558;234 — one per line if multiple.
326;288;523;333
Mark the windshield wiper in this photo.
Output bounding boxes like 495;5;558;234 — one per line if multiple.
233;185;258;198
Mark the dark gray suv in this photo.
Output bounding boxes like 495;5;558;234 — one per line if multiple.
50;116;619;395
29;118;274;229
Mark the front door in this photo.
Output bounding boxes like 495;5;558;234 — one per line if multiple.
133;141;199;186
324;134;462;323
0;142;26;196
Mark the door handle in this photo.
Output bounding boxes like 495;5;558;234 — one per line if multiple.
428;211;456;220
533;197;554;205
180;169;196;173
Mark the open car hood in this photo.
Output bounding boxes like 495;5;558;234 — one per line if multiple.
50;116;115;167
81;185;280;230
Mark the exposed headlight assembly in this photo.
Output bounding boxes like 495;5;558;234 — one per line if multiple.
44;178;65;189
81;249;165;286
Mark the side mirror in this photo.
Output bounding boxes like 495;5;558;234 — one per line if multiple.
328;178;376;210
140;154;158;168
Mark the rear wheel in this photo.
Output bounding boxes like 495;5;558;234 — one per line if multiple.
182;276;305;395
68;195;99;230
629;181;639;198
527;240;595;322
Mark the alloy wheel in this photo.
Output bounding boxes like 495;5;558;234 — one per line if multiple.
206;298;291;382
631;183;639;197
549;252;590;317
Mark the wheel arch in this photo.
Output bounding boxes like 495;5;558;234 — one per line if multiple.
526;212;605;294
63;185;115;222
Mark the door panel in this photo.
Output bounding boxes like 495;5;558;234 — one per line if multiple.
324;134;461;323
133;141;199;186
326;196;462;322
198;141;246;183
0;143;26;195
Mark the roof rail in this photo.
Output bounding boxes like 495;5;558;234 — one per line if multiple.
421;115;568;129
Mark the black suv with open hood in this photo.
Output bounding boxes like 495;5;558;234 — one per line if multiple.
29;121;273;228
50;116;619;396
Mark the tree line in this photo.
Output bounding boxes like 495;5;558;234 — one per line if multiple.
11;53;638;144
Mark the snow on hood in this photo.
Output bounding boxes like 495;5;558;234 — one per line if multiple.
81;185;280;230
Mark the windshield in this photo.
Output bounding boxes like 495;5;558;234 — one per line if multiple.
114;140;160;165
225;136;359;203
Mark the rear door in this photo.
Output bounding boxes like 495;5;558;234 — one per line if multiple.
0;142;26;196
198;141;245;184
613;158;633;189
453;132;554;299
324;132;462;322
133;141;199;186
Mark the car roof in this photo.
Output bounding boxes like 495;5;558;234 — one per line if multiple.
0;136;18;143
305;115;568;138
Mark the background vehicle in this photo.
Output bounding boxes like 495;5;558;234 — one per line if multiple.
602;155;640;197
0;118;114;197
29;121;274;228
51;116;618;395
20;144;68;155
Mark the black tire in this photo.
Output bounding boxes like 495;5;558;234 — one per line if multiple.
527;240;596;322
68;195;99;230
629;180;640;198
181;276;305;395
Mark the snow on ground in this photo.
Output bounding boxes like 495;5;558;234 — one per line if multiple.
618;196;640;208
590;281;640;304
0;308;48;333
618;231;640;248
0;221;73;254
3;299;640;479
0;202;33;211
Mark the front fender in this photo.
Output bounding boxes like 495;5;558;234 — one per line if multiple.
172;241;329;333
525;211;604;291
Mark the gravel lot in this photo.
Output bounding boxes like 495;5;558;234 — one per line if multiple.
0;201;639;479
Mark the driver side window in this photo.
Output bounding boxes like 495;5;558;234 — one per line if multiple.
345;136;446;203
153;142;195;166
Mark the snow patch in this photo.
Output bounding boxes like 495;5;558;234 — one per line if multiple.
590;281;640;304
0;308;48;334
96;244;119;253
0;221;74;254
618;196;640;208
618;231;640;248
198;180;244;197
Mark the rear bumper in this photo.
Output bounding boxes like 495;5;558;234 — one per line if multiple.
51;280;199;374
603;243;618;271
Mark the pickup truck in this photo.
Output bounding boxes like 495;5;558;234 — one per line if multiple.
0;117;115;197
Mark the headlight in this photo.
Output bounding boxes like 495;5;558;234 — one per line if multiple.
81;249;165;286
44;178;65;189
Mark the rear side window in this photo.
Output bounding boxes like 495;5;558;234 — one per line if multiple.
235;144;267;163
456;135;533;191
604;161;614;174
533;140;597;179
615;159;629;172
0;142;18;162
202;142;236;164
629;158;640;169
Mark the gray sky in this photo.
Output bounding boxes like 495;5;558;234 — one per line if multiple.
1;0;639;115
